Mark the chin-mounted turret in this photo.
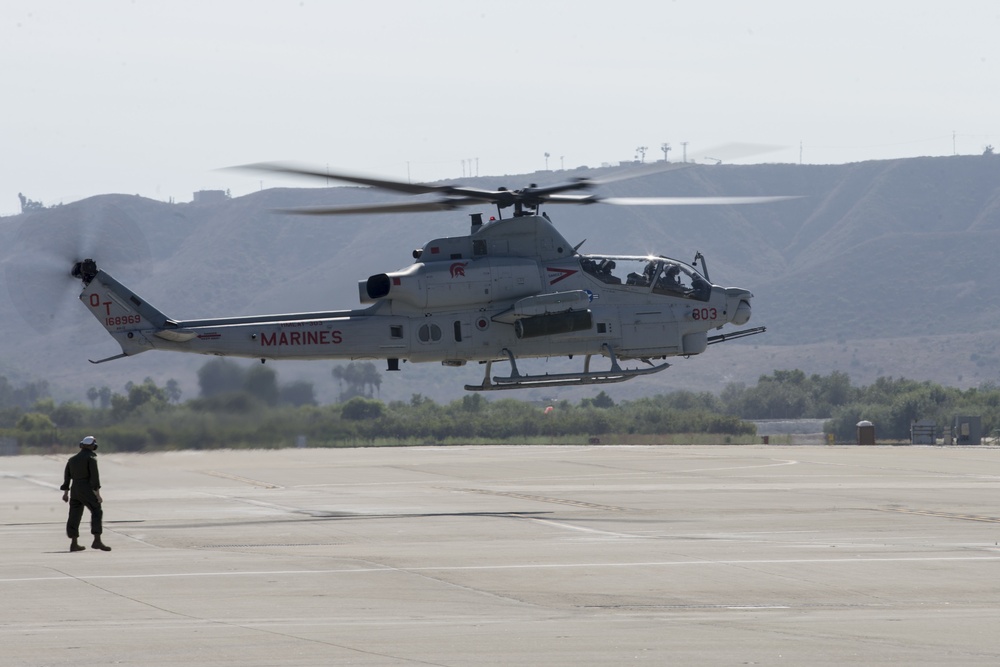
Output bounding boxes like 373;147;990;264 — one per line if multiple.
724;288;753;325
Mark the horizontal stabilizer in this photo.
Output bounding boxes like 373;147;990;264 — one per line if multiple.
154;329;198;342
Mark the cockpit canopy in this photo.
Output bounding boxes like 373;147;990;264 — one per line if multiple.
579;256;712;302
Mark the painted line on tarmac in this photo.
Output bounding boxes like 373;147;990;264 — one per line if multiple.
201;470;283;489
448;487;632;512
876;507;1000;523
0;473;59;489
6;554;1000;584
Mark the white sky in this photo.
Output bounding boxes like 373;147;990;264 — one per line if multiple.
2;0;999;216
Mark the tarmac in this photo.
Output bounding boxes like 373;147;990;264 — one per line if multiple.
4;443;1000;666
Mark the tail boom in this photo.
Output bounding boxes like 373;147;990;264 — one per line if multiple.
77;263;388;362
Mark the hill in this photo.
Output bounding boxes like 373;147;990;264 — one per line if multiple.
3;155;1000;405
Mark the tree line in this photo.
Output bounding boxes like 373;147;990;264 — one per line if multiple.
718;369;1000;440
2;364;999;452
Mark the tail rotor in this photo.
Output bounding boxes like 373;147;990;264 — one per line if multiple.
5;203;151;332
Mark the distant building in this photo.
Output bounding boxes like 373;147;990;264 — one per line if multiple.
192;190;229;204
953;416;982;445
910;419;936;445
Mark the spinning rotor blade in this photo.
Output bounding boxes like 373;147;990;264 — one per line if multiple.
237;161;442;195
275;197;491;216
595;195;800;206
5;205;151;332
537;194;800;206
573;143;785;187
236;149;798;217
235;162;501;201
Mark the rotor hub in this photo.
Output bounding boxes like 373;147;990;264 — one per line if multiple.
71;259;99;285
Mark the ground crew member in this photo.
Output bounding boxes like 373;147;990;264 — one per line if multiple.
60;436;111;552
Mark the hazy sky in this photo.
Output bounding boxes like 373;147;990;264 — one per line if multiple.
3;0;999;216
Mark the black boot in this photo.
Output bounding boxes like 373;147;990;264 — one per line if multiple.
91;537;111;552
70;538;85;552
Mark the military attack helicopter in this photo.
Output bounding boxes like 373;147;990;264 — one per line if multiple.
67;162;793;390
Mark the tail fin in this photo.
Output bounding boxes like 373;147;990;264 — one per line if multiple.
75;260;169;361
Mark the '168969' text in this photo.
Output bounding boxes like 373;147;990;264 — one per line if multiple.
106;314;142;327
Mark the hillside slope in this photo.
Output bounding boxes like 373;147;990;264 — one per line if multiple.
3;155;1000;404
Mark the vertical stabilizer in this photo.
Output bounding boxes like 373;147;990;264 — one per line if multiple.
75;262;168;359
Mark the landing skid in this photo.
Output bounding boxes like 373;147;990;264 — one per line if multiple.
465;344;670;391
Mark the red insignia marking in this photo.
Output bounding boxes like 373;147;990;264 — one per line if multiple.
450;262;469;278
546;267;577;285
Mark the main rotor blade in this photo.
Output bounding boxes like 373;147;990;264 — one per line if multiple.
539;194;801;206
236;161;441;195
236;156;798;215
599;195;802;206
235;162;502;201
578;144;787;186
276;197;490;216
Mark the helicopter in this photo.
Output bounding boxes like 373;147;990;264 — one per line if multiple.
68;162;794;391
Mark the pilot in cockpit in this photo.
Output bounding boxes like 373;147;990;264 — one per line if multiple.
690;273;711;299
662;264;681;287
654;263;683;293
599;260;621;284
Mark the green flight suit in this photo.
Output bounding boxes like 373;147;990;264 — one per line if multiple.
60;448;103;538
